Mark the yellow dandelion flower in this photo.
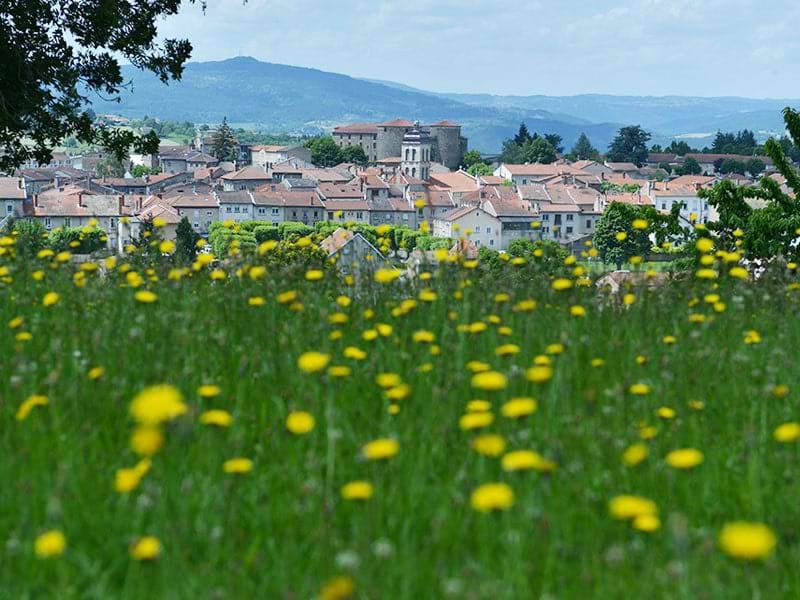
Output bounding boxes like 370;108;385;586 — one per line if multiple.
615;231;627;241
470;482;514;513
87;366;105;380
632;218;649;230
200;409;233;427
591;358;605;368
130;536;161;561
633;514;661;532
501;397;537;419
526;365;553;384
773;422;800;442
622;443;648;467
374;268;401;283
570;305;586;317
665;448;704;469
286;411;315;435
629;383;650;395
501;450;557;472
130;426;164;456
223;457;253;474
134;290;158;303
129;384;186;426
471;371;507;391
696;237;714;253
321;575;355;600
343;346;367;360
328;365;352;377
719;522;777;561
34;530;66;558
495;343;520;356
609;495;657;520
412;330;435;343
305;269;324;281
657;406;676;419
42;292;60;307
341;481;373;501
15;395;48;421
361;438;399;460
466;399;492;412
551;278;572;291
459;411;495;430
297;351;330;373
471;434;506;457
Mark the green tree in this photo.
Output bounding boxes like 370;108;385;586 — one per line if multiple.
570;133;599;161
521;138;557;164
11;219;47;258
719;159;747;175
658;161;673;174
131;165;162;178
339;145;368;165
676;156;702;175
0;0;208;171
467;162;494;176
746;158;766;178
306;136;343;167
544;134;564;154
96;155;127;178
513;123;532;146
665;140;695;155
700;108;800;262
594;202;681;269
462;150;485;170
175;217;200;264
607;126;651;166
212;117;238;162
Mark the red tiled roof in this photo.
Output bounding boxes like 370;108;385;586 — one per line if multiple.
333;123;380;135
380;119;415;128
0;177;26;199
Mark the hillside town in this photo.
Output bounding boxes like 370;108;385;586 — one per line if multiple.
0;118;786;256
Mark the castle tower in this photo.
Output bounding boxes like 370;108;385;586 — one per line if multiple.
401;122;432;181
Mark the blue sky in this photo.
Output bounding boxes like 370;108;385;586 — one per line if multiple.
159;0;800;97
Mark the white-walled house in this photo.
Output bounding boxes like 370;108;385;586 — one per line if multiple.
433;204;502;249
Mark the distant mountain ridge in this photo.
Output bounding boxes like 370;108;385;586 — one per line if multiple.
93;56;800;153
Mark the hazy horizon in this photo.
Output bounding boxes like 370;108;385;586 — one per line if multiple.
156;0;800;98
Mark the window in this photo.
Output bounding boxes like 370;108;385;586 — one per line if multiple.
486;226;491;233
272;222;278;226
45;217;51;228
566;226;573;234
356;212;363;219
258;208;266;214
64;217;71;227
542;214;550;221
522;179;527;185
6;204;12;215
194;222;199;229
585;219;592;228
489;239;494;246
566;214;574;221
292;210;297;218
234;206;240;213
661;203;667;210
272;208;279;215
226;206;232;213
313;211;318;218
109;218;115;228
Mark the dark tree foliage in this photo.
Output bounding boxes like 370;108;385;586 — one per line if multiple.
711;129;760;155
570;133;599;161
0;0;211;171
513;123;532;146
700;108;800;262
175;217;200;264
676;156;702;176
543;134;564;154
607;126;651;167
212;117;238;162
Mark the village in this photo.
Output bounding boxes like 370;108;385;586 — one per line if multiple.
0;118;786;261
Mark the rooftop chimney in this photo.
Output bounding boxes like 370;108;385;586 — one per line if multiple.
77;192;84;207
33;194;39;208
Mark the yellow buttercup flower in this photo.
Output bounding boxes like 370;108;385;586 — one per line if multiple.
551;278;572;291
526;365;553;384
374;268;402;283
773;422;800;442
130;426;164;456
629;383;650;395
459;411;494;430
134;290;158;303
501;450;556;472
321;575;355;600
